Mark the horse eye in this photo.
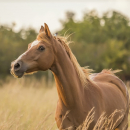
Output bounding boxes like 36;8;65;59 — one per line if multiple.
38;46;45;51
59;115;62;118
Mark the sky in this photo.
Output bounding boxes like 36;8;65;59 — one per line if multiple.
0;0;130;33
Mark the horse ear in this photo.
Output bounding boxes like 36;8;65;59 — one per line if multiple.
39;26;44;33
44;23;52;38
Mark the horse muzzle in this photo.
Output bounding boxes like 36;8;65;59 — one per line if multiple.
11;60;27;78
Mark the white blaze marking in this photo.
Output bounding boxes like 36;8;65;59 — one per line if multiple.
17;40;40;61
31;40;39;48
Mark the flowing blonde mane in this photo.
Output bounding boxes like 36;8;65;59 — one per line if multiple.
54;35;92;87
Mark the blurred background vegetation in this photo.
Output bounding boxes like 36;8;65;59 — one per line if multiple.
0;10;130;81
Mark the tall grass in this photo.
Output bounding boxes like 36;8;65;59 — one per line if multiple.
0;77;129;130
76;108;126;130
0;76;58;130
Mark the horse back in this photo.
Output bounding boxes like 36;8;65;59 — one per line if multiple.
90;71;129;101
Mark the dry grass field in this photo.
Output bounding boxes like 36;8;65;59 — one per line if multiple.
0;76;129;130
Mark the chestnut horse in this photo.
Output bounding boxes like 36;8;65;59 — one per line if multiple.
11;23;129;130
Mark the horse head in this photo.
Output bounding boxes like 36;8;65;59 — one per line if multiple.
11;23;55;78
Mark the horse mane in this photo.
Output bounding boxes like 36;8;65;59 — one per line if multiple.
101;69;122;75
53;35;93;87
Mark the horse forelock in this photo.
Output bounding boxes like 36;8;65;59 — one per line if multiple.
37;32;51;45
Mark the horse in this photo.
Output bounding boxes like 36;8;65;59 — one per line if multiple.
11;23;129;130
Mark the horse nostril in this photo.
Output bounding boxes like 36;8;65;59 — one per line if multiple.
14;62;21;71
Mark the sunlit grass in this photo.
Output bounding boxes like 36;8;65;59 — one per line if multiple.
0;77;58;130
0;77;129;130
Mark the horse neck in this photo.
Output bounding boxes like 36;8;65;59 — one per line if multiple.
51;42;84;109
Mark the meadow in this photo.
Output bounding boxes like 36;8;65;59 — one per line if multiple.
0;76;129;130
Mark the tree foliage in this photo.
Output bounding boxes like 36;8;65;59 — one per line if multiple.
58;10;130;79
